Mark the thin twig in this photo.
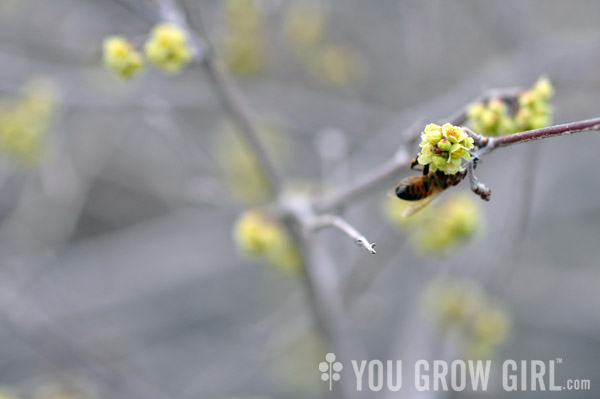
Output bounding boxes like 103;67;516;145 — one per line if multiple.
315;149;410;212
464;118;600;201
312;215;377;254
479;117;600;155
466;159;491;201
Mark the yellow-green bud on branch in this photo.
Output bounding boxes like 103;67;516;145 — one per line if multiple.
103;36;143;79
466;76;554;136
417;123;474;175
233;210;301;274
144;23;193;73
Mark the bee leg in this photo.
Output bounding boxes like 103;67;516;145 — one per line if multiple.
409;158;430;175
409;158;420;170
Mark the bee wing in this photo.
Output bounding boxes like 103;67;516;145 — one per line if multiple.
400;187;442;217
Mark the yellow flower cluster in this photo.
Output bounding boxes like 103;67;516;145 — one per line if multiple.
415;194;481;253
467;77;554;136
515;77;553;130
103;36;143;79
0;78;57;165
424;279;511;358
102;23;192;78
145;23;193;72
221;0;266;76
233;211;302;274
417;123;474;175
383;193;482;254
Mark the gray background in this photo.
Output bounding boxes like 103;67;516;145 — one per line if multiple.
0;0;599;398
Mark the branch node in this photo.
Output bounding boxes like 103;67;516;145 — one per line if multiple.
467;160;492;201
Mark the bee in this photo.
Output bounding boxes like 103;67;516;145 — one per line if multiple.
393;159;465;217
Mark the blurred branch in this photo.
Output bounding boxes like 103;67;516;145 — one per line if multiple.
0;289;173;399
158;0;283;196
112;0;160;24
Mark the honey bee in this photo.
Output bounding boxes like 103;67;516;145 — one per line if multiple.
393;159;465;217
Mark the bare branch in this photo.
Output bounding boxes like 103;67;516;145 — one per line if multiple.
129;0;283;196
312;215;377;254
313;87;524;213
479;117;600;155
315;149;410;212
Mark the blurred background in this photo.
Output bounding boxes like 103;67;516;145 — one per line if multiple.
0;0;599;398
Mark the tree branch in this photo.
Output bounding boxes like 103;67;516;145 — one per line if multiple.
313;87;524;213
478;117;600;155
124;0;283;197
315;149;410;212
312;215;377;254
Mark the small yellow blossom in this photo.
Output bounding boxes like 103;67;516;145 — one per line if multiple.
103;36;143;79
424;278;512;359
532;76;553;100
0;78;57;165
144;23;192;72
233;211;301;274
417;123;474;175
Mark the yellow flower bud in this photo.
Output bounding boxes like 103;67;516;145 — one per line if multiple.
518;90;535;107
103;36;143;79
472;307;510;346
438;138;452;152
145;23;193;73
480;108;497;128
466;102;485;119
532;76;554;100
233;210;302;274
417;124;473;175
488;98;505;114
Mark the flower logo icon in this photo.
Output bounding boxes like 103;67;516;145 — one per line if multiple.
319;352;343;391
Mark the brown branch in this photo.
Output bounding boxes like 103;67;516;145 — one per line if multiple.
481;117;600;153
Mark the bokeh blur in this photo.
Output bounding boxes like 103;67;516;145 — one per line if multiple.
0;0;599;398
